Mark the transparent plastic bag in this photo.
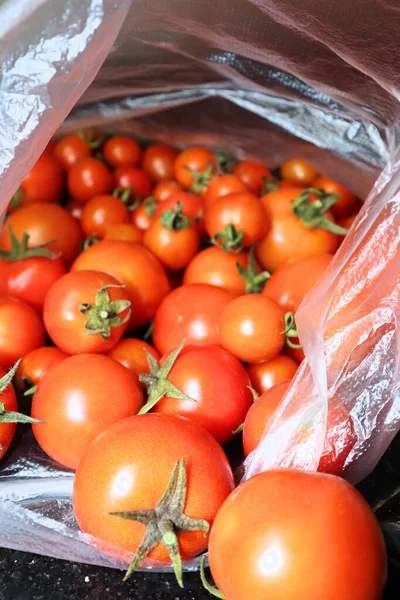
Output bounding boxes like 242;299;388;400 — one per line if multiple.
0;0;399;570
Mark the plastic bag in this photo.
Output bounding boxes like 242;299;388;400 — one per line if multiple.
0;0;399;570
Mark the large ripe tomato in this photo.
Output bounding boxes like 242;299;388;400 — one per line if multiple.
153;179;182;202
205;192;269;250
103;136;142;167
103;223;143;243
0;366;19;460
73;413;234;578
32;354;143;470
44;270;131;355
263;253;333;312
233;160;272;195
16;346;68;393
280;158;319;186
204;174;248;209
142;143;179;181
71;240;171;330
152;345;253;444
67;157;113;204
246;355;298;395
81;194;130;238
107;338;160;387
313;175;359;220
0;297;45;369
54;134;92;171
219;294;286;363
152;283;233;355
208;469;387;600
183;246;250;295
11;153;64;209
113;166;152;200
0;203;83;266
174;147;217;192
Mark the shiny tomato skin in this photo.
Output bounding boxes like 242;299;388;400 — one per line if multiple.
233;161;272;194
73;414;234;561
81;194;130;238
32;354;143;470
142;144;179;181
131;203;157;231
0;297;46;369
209;469;387;600
174;147;217;190
107;338;160;388
154;345;253;444
43;270;131;355
16;346;68;391
0;203;83;266
103;223;143;243
204;174;248;209
313;175;359;220
153;284;234;355
113;166;152;200
154;192;204;224
280;158;319;186
66;199;83;221
17;153;64;206
246;355;298;395
0;366;18;460
71;240;171;331
67;157;113;204
153;179;182;202
183;246;249;295
54;134;92;171
143;219;200;271
103;136;142;167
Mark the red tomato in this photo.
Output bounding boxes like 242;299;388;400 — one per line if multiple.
0;203;83;266
44;271;131;355
174;148;217;191
144;213;200;271
338;214;357;230
204;174;248;209
153;284;233;355
183;246;250;295
280;158;319;186
0;366;19;460
66;199;83;220
107;338;160;388
142;144;179;181
313;175;359;220
67;157;113;204
219;294;285;363
285;343;305;365
153;179;182;202
71;240;171;330
131;197;158;231
12;153;64;208
233;160;272;194
54;134;92;171
154;192;204;225
209;469;386;600
81;194;130;238
32;354;143;470
73;414;234;574
103;136;142;167
246;355;298;395
16;346;68;392
0;297;45;369
113;166;152;200
103;223;143;243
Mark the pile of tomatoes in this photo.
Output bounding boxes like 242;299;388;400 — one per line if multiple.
0;130;387;599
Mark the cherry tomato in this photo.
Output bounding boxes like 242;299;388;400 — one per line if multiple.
233;160;272;194
263;253;333;312
280;158;319;186
204;174;247;209
153;284;233;355
81;194;130;238
153;179;182;202
44;271;131;355
54;134;92;171
174;147;217;191
113;166;152;200
11;153;64;210
154;192;204;224
32;354;143;470
285;343;305;365
131;197;158;231
144;216;200;271
0;366;19;460
246;355;298;395
183;246;250;295
16;346;68;392
0;297;45;369
103;136;142;167
107;338;160;388
219;294;286;363
313;175;359;220
142;144;179;181
209;469;386;600
0;203;83;266
66;199;83;220
67;157;113;204
103;223;143;243
71;240;171;330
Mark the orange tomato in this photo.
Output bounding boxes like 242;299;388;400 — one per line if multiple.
246;354;298;395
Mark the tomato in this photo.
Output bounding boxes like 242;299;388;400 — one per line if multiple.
219;294;286;363
204;174;247;209
103;136;142;167
103;223;143;243
0;297;45;369
154;191;204;224
107;338;160;387
205;192;269;250
246;355;298;395
280;158;319;186
10;154;64;210
233;160;272;194
183;246;250;295
71;240;171;330
174;147;217;192
67;157;113;204
153;179;182;202
208;469;387;600
81;194;130;238
338;214;357;230
43;139;57;155
0;366;20;460
16;346;68;392
131;197;158;231
0;203;83;266
113;166;152;200
66;199;83;220
54;134;92;170
44;270;131;355
73;414;234;582
153;284;233;355
32;354;143;470
263;253;333;312
150;345;253;444
285;343;305;364
142;144;179;181
313;175;359;220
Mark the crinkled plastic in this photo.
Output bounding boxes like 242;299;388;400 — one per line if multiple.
0;0;400;571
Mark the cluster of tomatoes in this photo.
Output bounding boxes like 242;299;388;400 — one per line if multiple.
0;130;387;599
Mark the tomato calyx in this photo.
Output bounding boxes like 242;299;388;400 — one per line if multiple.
200;556;226;599
160;201;191;231
210;223;245;253
0;362;41;425
138;341;195;414
142;196;158;217
82;234;100;251
188;163;214;193
260;175;280;195
110;459;210;586
214;150;236;174
77;128;106;150
0;228;57;261
292;188;349;235
79;285;131;340
236;246;270;293
282;312;303;349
